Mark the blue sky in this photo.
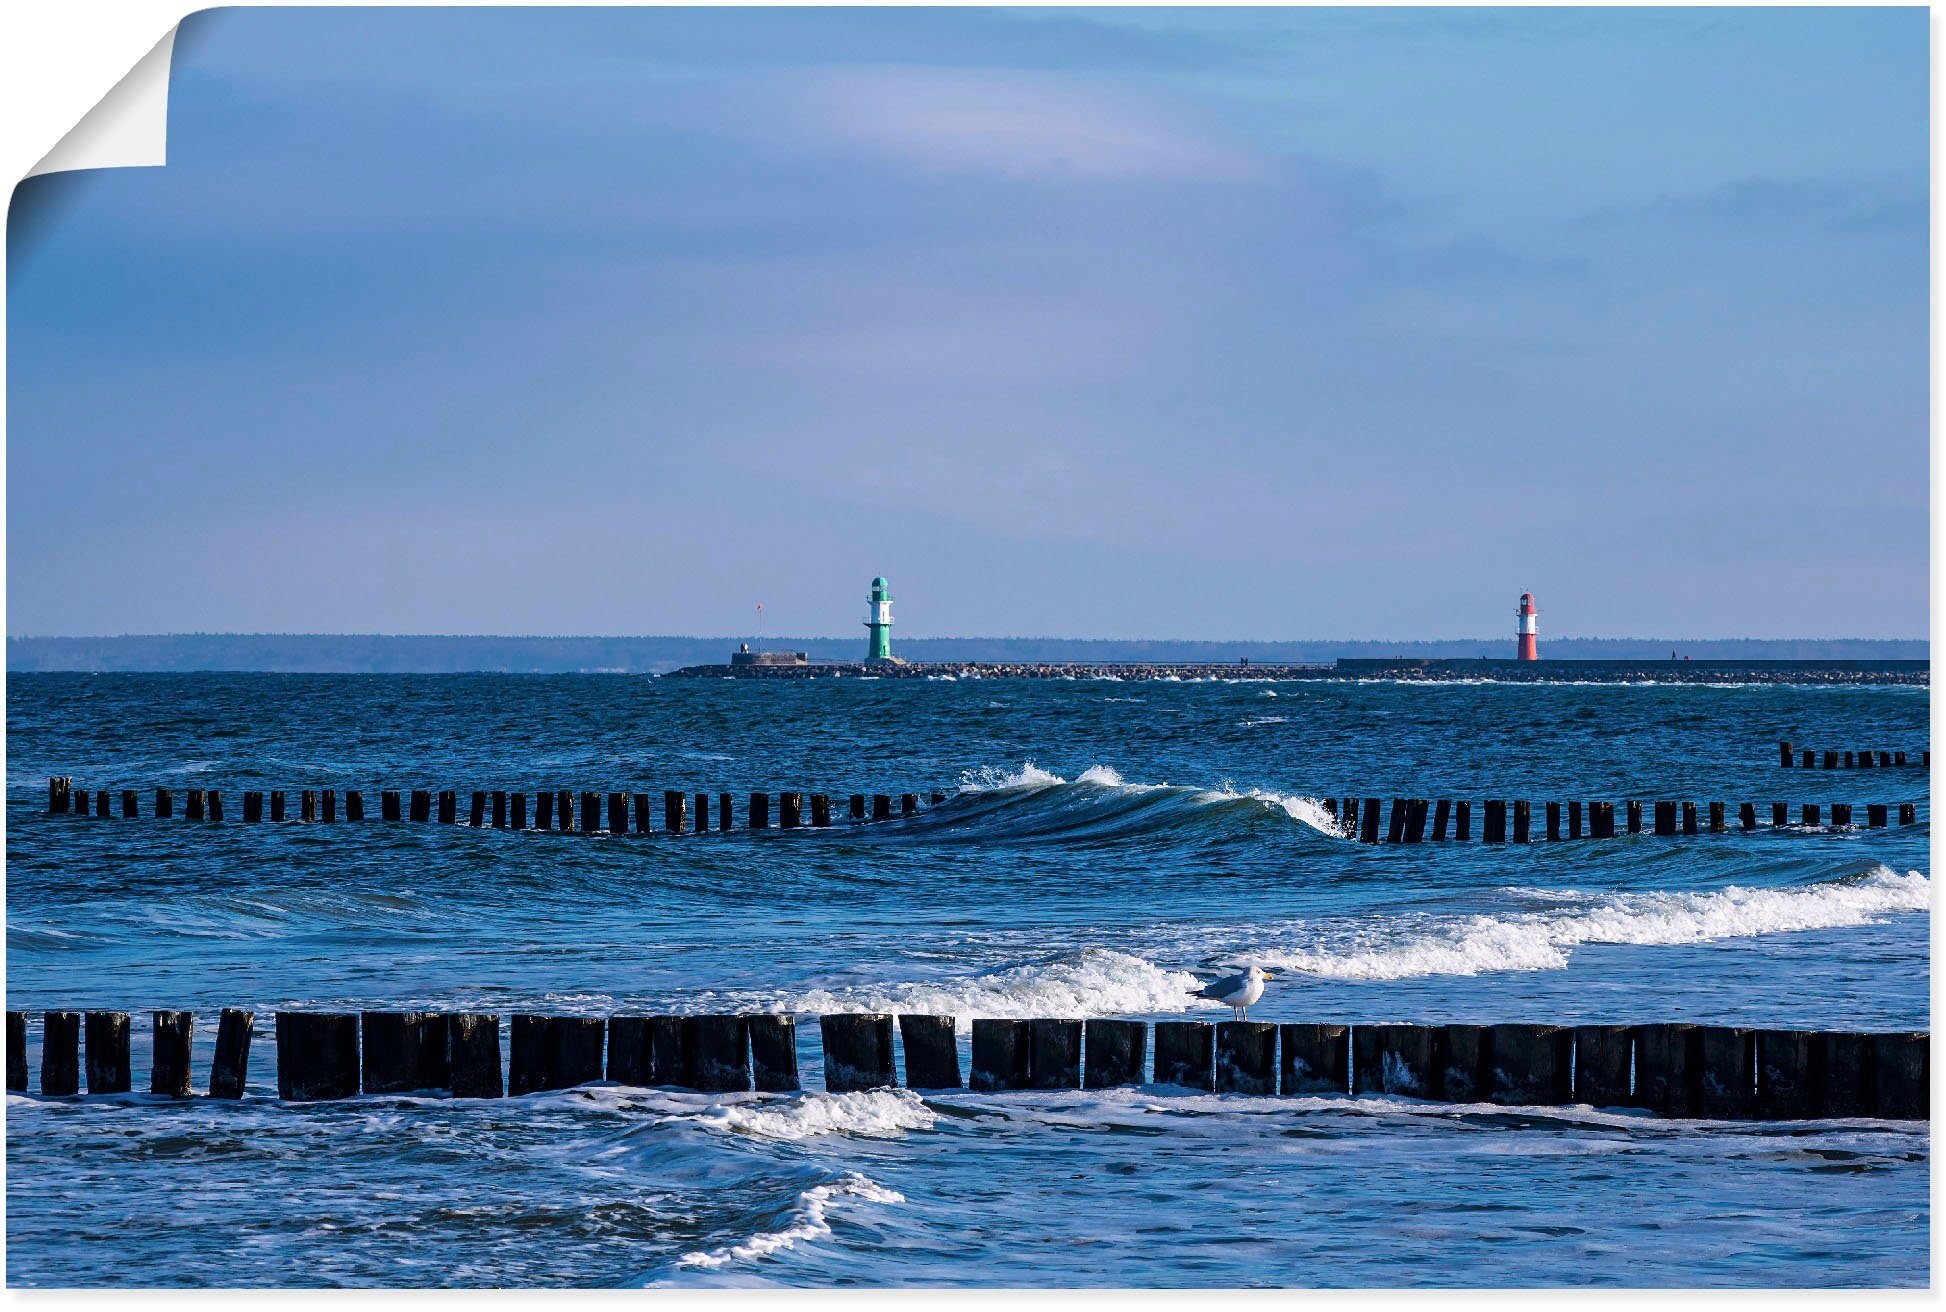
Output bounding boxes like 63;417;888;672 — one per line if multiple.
7;7;1927;639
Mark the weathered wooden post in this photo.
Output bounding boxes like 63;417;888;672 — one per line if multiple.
1873;1032;1927;1119
148;1010;194;1097
244;791;265;822
1029;1019;1083;1089
578;791;599;834
7;1012;26;1092
1483;800;1507;844
302;790;319;823
1546;801;1561;841
693;793;710;833
1801;750;1814;768
1896;751;1908;766
1082;1019;1146;1089
410;790;431;822
685;1015;751;1093
1512;800;1531;843
821;1014;895;1092
155;787;173;819
276;1013;359;1101
1626;800;1643;834
552;791;572;830
1215;1021;1277;1094
1455;800;1472;840
1152;1020;1215;1090
1681;801;1698;836
1280;1023;1349;1094
850;794;866;820
931;792;947;805
1868;803;1888;827
1823;751;1839;769
899;1014;961;1089
811;794;832;827
1340;797;1359;838
1842;751;1854;768
345;790;364;821
604;792;626;833
648;1016;689;1086
509;1016;604;1094
1801;803;1821;826
536;792;555;829
1403;799;1429;843
361;1012;450;1094
749;792;771;829
322;790;337;822
1435;1024;1488;1101
1386;798;1408;845
508;793;526;830
1590;801;1612;838
1740;802;1756;831
72;787;91;817
1652;801;1676;836
630;793;649;833
117;788;135;818
1693;1026;1754;1118
1486;1023;1571;1105
664;790;686;834
477;792;493;827
1831;803;1852;827
47;776;71;814
95;790;111;818
382;790;402;821
85;1011;131;1093
1353;1024;1435;1097
438;791;457;825
1631;1023;1696;1116
447;1014;501;1098
780;792;804;829
748;1015;799;1092
270;791;287;822
1900;803;1918;825
1772;801;1788;827
1753;1029;1818;1119
1359;797;1382;844
901;794;919;816
1573;1025;1632;1106
208;790;225;821
971;1019;1033;1091
605;1016;652;1086
42;1011;80;1095
1779;741;1793;767
210;1008;254;1098
1431;799;1451;841
187;789;206;821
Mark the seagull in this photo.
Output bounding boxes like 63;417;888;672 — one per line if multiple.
1189;965;1275;1020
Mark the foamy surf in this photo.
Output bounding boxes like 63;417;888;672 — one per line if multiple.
780;948;1208;1027
673;1172;904;1270
953;761;1344;837
1249;868;1931;980
692;1090;937;1141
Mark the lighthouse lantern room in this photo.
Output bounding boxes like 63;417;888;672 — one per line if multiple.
1516;593;1539;661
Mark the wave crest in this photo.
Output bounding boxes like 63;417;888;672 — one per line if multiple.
779;947;1207;1027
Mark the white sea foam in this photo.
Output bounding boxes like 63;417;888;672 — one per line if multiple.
956;760;1344;837
695;1090;936;1141
1251;868;1930;980
674;1172;904;1270
957;761;1066;791
779;948;1208;1027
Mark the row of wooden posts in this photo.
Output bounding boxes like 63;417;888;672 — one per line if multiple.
1327;796;1920;844
5;1009;1926;1122
1779;742;1927;769
43;779;945;833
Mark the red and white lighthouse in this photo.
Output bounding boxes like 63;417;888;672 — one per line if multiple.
1515;593;1539;661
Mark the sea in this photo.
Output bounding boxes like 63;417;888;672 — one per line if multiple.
4;672;1930;1287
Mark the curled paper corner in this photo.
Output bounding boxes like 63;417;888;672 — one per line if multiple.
28;24;179;179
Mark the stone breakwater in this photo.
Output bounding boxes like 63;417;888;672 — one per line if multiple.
665;658;1929;685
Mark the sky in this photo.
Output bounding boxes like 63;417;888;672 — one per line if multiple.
6;6;1928;639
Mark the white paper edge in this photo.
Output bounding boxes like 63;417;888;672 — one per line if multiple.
26;23;178;178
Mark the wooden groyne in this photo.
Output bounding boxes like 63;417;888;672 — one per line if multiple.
1326;796;1920;843
1779;741;1929;769
41;778;946;833
5;1009;1925;1121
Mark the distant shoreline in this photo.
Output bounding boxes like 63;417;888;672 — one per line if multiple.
4;634;1928;675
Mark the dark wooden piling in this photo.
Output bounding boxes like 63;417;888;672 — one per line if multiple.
270;791;287;822
1435;1024;1489;1101
1631;1022;1696;1116
435;790;454;825
648;1016;689;1086
1653;801;1676;836
302;790;319;823
781;792;803;829
1359;797;1382;843
509;1016;605;1094
1820;1032;1874;1117
210;1008;254;1098
1779;740;1793;767
1868;803;1888;827
632;793;650;833
901;794;919;816
687;792;706;832
608;792;628;833
73;788;90;817
1900;803;1917;825
360;1011;449;1094
1802;803;1820;826
822;1014;895;1093
481;791;496;828
1896;751;1908;766
1455;800;1472;840
382;790;402;822
155;787;173;819
1083;1019;1146;1089
1280;1023;1349;1094
322;789;337;822
1588;801;1609;838
1403;799;1429;843
738;791;765;830
579;791;600;834
1627;800;1643;834
410;790;431;822
1801;749;1814;768
554;790;574;830
244;791;264;822
1432;799;1451;841
1693;1026;1754;1118
1832;803;1852;827
1354;1024;1436;1097
447;1014;501;1098
7;1012;26;1092
85;1011;131;1093
41;1011;79;1095
664;790;686;834
899;1014;961;1089
122;789;138;818
1340;797;1359;838
1152;1020;1215;1090
48;776;71;814
1029;1019;1083;1089
1753;1029;1819;1119
1513;800;1531;843
345;791;364;822
1386;798;1408;845
1573;1025;1632;1106
209;791;226;820
187;789;206;821
811;794;832;827
1740;802;1757;831
1772;801;1788;827
1568;800;1582;839
1215;1021;1277;1095
511;792;528;830
1546;801;1561;841
605;1017;652;1085
1823;751;1839;769
748;1014;800;1092
276;1012;358;1101
970;1018;1032;1091
872;794;892;821
1682;801;1698;836
1483;800;1507;844
686;1015;751;1093
536;791;554;829
1486;1023;1571;1105
850;794;866;821
1843;751;1855;768
96;790;111;818
1874;1032;1927;1120
931;792;947;805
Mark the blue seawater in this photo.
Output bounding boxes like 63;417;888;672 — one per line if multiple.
4;673;1930;1286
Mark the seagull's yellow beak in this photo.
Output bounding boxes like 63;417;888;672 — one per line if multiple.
1261;971;1276;979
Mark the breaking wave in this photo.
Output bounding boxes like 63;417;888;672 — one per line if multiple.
1251;868;1931;980
944;761;1341;840
691;1090;936;1141
674;1172;904;1270
779;947;1210;1027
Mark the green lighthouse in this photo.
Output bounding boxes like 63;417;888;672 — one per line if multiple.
865;577;894;663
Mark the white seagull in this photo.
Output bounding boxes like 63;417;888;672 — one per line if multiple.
1189;965;1275;1020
